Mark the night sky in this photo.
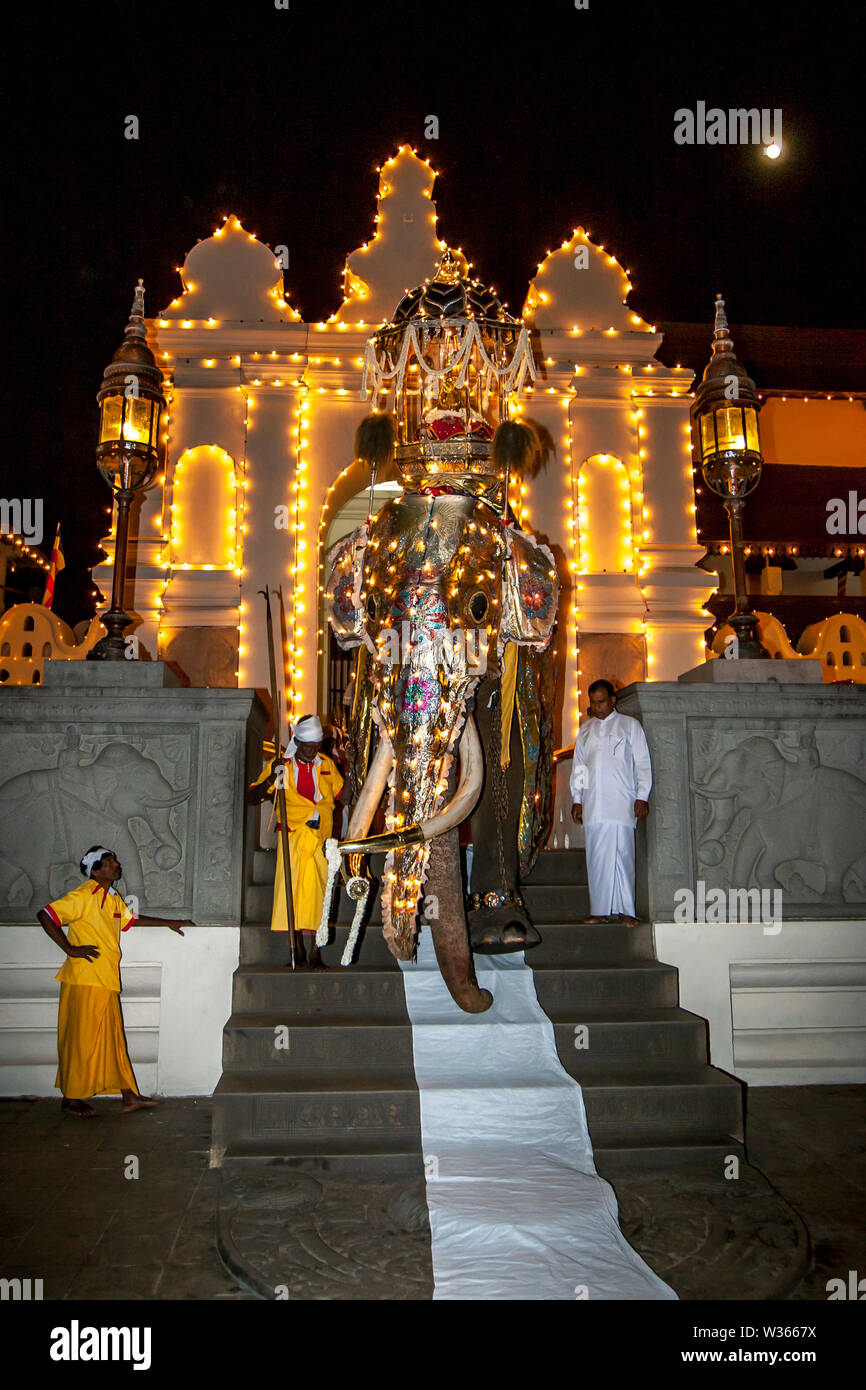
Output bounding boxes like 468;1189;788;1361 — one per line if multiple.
6;0;862;626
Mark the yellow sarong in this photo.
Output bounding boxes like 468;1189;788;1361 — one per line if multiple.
253;753;344;934
56;983;138;1098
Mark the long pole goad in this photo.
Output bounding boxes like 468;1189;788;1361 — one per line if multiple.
259;588;297;971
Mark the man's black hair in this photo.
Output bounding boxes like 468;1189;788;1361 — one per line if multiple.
80;846;111;877
588;679;616;699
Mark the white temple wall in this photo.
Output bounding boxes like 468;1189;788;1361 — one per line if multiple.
0;924;239;1098
238;389;296;697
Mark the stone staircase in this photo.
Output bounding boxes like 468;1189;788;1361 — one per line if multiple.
212;849;745;1179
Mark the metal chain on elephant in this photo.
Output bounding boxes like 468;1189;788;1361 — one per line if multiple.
489;679;510;893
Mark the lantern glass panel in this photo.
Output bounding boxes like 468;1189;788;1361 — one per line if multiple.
713;405;748;453
100;396;124;443
743;407;759;452
699;413;716;459
122;396;155;445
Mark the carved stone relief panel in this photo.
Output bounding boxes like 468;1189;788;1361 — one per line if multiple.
689;720;866;913
0;724;194;917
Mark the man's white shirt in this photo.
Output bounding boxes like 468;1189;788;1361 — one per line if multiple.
570;710;652;828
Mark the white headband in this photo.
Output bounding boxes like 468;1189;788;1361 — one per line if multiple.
284;715;323;759
294;716;323;742
81;847;113;876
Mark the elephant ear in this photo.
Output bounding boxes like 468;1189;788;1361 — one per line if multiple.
324;523;375;656
500;528;559;650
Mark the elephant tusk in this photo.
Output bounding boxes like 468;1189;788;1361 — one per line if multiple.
334;716;482;863
147;788;192;808
418;712;483;839
344;728;395;843
691;784;734;799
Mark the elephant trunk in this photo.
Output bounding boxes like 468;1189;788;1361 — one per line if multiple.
146;805;183;871
427;829;492;1014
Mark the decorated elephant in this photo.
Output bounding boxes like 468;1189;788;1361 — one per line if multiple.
323;250;559;1012
694;733;866;901
0;738;190;911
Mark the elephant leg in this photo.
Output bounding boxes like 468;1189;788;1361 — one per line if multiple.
468;674;540;954
427;829;492;1014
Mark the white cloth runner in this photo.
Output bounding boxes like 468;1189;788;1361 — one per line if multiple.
400;934;677;1301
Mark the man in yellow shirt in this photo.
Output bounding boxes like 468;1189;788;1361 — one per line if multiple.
37;846;192;1118
248;714;346;970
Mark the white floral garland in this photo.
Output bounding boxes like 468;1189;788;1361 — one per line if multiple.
317;837;370;967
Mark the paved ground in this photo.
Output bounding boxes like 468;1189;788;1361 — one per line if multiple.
0;1086;863;1301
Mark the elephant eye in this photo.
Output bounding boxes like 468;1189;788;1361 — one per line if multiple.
365;592;378;622
468;591;488;623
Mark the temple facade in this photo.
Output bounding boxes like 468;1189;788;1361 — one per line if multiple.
95;146;714;741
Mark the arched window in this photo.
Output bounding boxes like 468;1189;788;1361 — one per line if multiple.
23;616;35;632
170;446;239;569
22;642;32;658
0;642;9;656
840;625;851;643
42;642;52;658
577;454;635;574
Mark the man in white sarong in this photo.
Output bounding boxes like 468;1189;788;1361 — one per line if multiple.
570;679;652;927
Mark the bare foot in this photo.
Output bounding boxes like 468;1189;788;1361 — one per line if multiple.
583;915;612;924
619;915;639;927
62;1098;95;1118
121;1091;159;1112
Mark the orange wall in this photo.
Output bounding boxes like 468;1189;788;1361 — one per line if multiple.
759;399;866;467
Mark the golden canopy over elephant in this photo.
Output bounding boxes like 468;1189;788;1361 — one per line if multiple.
324;251;560;1012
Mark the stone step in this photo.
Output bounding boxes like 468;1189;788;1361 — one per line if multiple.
220;1005;708;1074
579;1065;744;1139
523;884;590;921
212;1063;741;1154
233;964;405;1018
249;846;588;890
547;1007;709;1072
211;1067;421;1154
233;960;678;1014
532;962;680;1011
238;920;656;968
523;849;587;885
244;880;593;926
592;1137;747;1179
241;923;396;967
527;921;655;965
217;1138;424;1179
217;1134;745;1181
222;1014;416;1073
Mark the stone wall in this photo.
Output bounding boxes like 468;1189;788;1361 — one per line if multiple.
617;681;866;922
618;680;866;1084
0;661;267;1095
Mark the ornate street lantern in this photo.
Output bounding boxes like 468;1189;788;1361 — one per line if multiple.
88;280;165;660
692;294;769;659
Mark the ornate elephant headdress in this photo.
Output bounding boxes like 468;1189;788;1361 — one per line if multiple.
357;249;538;513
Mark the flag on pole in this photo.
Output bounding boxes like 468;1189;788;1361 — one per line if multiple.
41;524;65;610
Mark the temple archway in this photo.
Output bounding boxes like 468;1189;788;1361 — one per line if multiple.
170;445;240;569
